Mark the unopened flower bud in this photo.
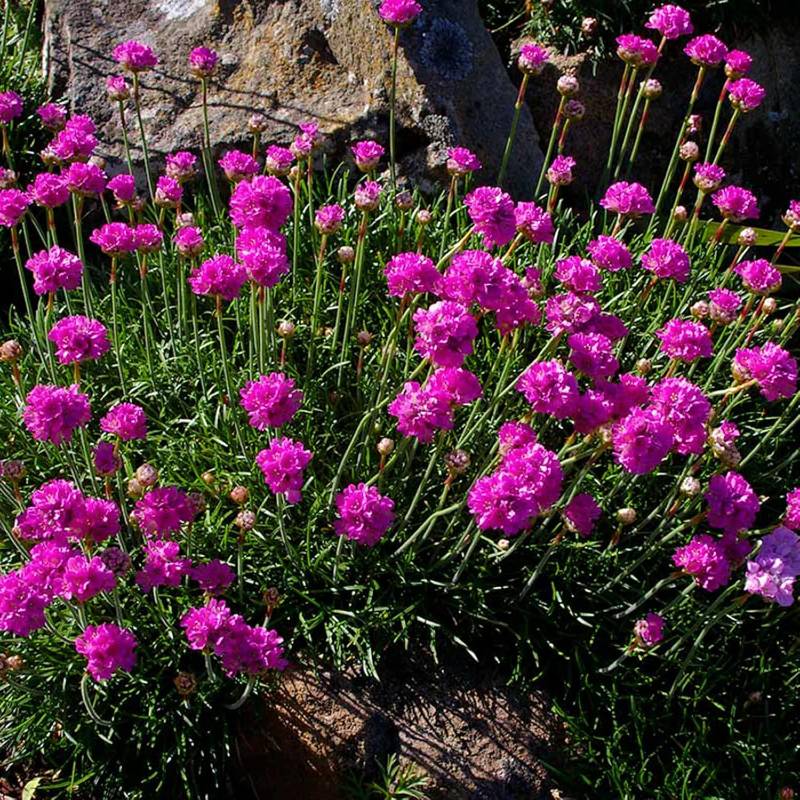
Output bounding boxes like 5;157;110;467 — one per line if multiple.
264;586;281;612
497;538;510;551
1;460;25;481
176;212;195;228
174;671;198;697
581;17;598;36
416;209;432;226
135;463;158;487
5;654;23;671
772;318;785;333
691;300;709;319
563;99;586;120
235;509;256;531
673;205;688;223
557;75;580;97
289;165;301;181
762;297;777;315
127;477;144;498
642;79;662;100
635;358;652;376
89;155;107;170
737;227;757;247
187;491;206;516
377;437;395;457
598;425;613;446
230;485;249;505
201;470;215;486
616;507;637;525
679;141;699;162
100;546;131;577
356;330;374;347
445;449;471;475
779;788;795;800
0;168;18;188
0;340;22;362
395;190;413;210
680;476;701;497
687;114;702;134
337;245;355;264
248;113;268;133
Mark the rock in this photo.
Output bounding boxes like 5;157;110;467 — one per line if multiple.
43;0;542;198
235;652;565;799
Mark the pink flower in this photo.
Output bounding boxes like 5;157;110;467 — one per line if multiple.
132;487;195;538
634;613;665;646
612;407;673;474
498;420;537;456
106;75;130;101
100;402;147;441
136;539;191;590
0;572;48;637
388;381;453;443
413;300;478;367
784;489;800;531
334;483;396;546
546;155;576;186
0;188;30;227
0;90;23;124
173;225;204;257
256;437;313;504
684;34;727;67
641;238;690;283
265;145;295;176
229;175;293;232
165;151;198;183
706;471;759;535
555;256;602;293
57;555;116;602
783;199;800;232
656;318;712;362
75;623;137;680
728;78;765;112
733;342;797;401
188;254;247;301
384;252;441;297
236;227;289;287
240;372;303;429
568;332;619;381
712;185;759;222
315;203;346;235
50;115;98;162
23;384;91;445
516;359;579;419
514;202;554;244
14;479;85;543
135;223;163;254
692;162;725;193
378;0;422;26
725;50;752;78
446;147;481;176
25;246;83;295
107;174;137;204
218;150;259;182
89;222;137;256
518;43;549;75
48;315;110;365
354;180;382;211
649;377;710;455
645;4;693;39
28;173;69;208
155;175;183;207
615;34;660;67
465;186;516;249
426;366;482;406
600;181;654;216
191;560;235;595
673;534;730;591
745;527;800;606
544;292;600;337
351;140;385;172
80;498;121;544
734;258;781;295
708;288;741;324
587;235;632;272
93;441;121;476
37;103;67;131
188;46;218;78
563;493;601;537
112;40;158;72
64;162;107;197
181;598;232;650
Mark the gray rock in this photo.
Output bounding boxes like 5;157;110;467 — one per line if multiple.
43;0;543;198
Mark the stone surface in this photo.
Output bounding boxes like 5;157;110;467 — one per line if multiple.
43;0;542;197
236;652;565;799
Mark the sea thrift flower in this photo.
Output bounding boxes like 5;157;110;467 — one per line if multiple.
725;50;752;78
240;372;303;429
733;343;797;401
708;288;742;324
568;332;619;381
25;246;83;295
135;540;191;590
645;4;693;39
333;483;396;547
106;75;130;101
256;437;313;504
154;175;182;207
514;202;554;244
547;155;576;186
563;493;601;537
388;381;453;443
587;235;632;272
426;367;482;406
465;186;516;249
384;252;441;297
28;172;69;208
728;78;766;112
90;222;137;256
612;407;673;474
191;560;235;595
555;257;602;293
50;115;98;162
351;140;385;172
378;0;422;25
446;147;482;176
188;46;218;78
641;238;691;283
23;384;91;445
600;181;654;217
413;301;478;367
229;175;293;231
498;421;537;456
48;316;110;365
107;174;136;204
516;360;579;419
100;402;147;441
684;34;728;67
188;254;247;302
518;43;549;75
745;527;800;606
236;227;289;287
93;441;121;476
134;223;163;254
265;145;294;176
181;599;233;651
734;259;781;295
64;162;107;197
37;103;66;132
615;35;660;67
692;162;725;193
75;623;137;680
214;620;287;676
14;479;85;543
706;471;759;535
656;319;712;362
650;377;710;455
0;572;48;636
132;487;195;538
113;40;158;72
354;179;382;211
218;150;259;182
634;613;665;646
544;292;601;337
57;555;116;602
673;534;730;591
0;90;23;124
712;186;759;222
784;489;800;531
174;225;204;257
0;188;29;227
165;151;198;183
315;203;346;234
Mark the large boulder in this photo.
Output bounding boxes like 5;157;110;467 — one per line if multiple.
42;0;543;197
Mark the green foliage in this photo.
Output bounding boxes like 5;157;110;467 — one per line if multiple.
345;754;430;800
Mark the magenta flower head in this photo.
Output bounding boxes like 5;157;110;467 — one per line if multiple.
615;34;660;67
684;34;727;67
728;78;765;112
446;146;482;176
412;300;479;368
711;185;759;222
555;256;602;294
155;175;183;208
236;226;289;287
25;246;83;295
107;174;137;204
106;75;130;102
48;316;110;365
0;572;48;637
692;162;725;193
113;40;158;72
174;225;204;258
517;43;549;75
782;199;800;232
708;288;741;324
265;145;295;176
100;402;147;441
188;254;247;302
0;188;30;228
641;238;690;283
465;186;516;249
58;555;116;602
384;252;441;297
388;380;453;443
514;202;555;244
378;0;422;26
134;223;163;254
229;175;293;232
516;359;579;419
544;291;601;337
656;318;712;362
93;441;121;476
706;471;759;535
785;489;800;531
0;90;23;124
218;150;259;182
90;222;137;257
568;332;619;381
354;179;382;211
351;140;385;172
188;46;219;78
645;4;693;39
650;377;710;455
612;406;673;475
634;612;665;646
600;181;654;217
734;259;781;296
563;493;601;537
37;102;67;132
745;526;800;606
498;421;537;456
135;540;191;589
165;151;198;183
733;342;797;402
256;437;313;504
240;372;303;429
64;162;107;197
23;384;91;445
587;235;631;272
427;367;482;406
673;534;730;591
547;155;576;187
50;115;98;163
75;623;137;681
28;172;69;208
333;483;395;547
315;203;346;235
725;50;752;79
132;487;194;538
191;560;235;596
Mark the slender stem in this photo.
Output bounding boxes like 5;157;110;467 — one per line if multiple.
712;108;740;166
498;74;529;188
200;78;222;217
704;79;730;161
535;96;566;198
131;74;154;201
388;27;400;191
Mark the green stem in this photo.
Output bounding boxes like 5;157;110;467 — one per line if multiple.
498;74;529;188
